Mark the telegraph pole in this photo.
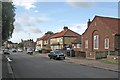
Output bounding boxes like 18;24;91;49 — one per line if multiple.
29;33;30;40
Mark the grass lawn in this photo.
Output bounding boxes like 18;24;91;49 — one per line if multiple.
100;59;119;65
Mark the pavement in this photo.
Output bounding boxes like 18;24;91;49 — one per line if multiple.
2;54;14;79
37;53;119;72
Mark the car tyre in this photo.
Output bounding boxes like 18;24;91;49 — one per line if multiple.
50;57;52;59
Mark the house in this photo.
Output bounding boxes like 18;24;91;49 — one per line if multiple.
82;16;120;59
72;36;84;57
4;41;18;49
23;39;35;51
36;31;53;50
50;27;81;50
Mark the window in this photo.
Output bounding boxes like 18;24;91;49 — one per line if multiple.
77;44;80;48
85;40;88;48
94;35;99;49
95;22;96;26
105;38;109;49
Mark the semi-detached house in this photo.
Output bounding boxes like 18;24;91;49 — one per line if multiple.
50;27;81;50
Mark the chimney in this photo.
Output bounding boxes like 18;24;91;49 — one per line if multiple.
63;26;68;30
88;19;91;27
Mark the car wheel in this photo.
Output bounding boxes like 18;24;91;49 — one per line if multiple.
63;57;65;60
50;57;52;59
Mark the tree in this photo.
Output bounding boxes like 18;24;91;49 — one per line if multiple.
18;39;24;48
18;42;23;48
2;2;15;43
45;31;53;35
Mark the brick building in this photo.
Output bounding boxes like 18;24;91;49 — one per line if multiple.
23;39;35;51
82;16;120;59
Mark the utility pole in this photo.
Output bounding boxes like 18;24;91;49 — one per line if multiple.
29;33;30;40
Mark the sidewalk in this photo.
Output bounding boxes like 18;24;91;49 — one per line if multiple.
38;53;119;72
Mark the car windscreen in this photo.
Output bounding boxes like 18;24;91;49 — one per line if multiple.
54;51;63;54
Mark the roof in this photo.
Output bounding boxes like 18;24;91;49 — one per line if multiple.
51;29;80;38
37;34;53;41
83;16;120;35
38;35;47;41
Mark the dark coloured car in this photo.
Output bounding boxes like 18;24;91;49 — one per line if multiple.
48;50;65;60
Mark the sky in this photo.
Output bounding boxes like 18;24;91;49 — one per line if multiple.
9;0;119;43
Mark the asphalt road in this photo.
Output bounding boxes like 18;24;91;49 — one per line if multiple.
0;54;2;79
9;52;118;78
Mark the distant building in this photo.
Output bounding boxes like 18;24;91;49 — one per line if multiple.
23;39;35;50
82;16;120;59
36;31;53;50
4;41;18;49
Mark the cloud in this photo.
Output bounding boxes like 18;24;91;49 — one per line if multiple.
15;13;51;27
30;28;42;34
13;0;38;10
57;24;87;35
34;10;39;13
13;12;50;38
65;0;95;8
14;22;24;32
70;24;87;35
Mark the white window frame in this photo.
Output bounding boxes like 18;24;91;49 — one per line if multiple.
85;40;88;48
77;44;80;48
93;35;99;49
105;38;109;49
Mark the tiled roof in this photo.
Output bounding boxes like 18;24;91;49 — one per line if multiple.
37;34;53;41
51;29;80;38
37;35;47;41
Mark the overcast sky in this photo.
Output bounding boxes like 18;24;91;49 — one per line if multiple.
9;0;119;43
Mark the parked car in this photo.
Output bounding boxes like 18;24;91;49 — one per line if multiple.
12;48;17;52
3;48;10;55
27;48;33;55
48;50;65;60
18;49;23;52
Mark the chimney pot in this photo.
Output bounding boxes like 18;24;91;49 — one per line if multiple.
63;26;68;30
88;19;91;27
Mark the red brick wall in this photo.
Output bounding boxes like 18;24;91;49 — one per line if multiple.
82;17;116;53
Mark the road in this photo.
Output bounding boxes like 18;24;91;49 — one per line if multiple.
0;54;2;79
9;52;118;78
